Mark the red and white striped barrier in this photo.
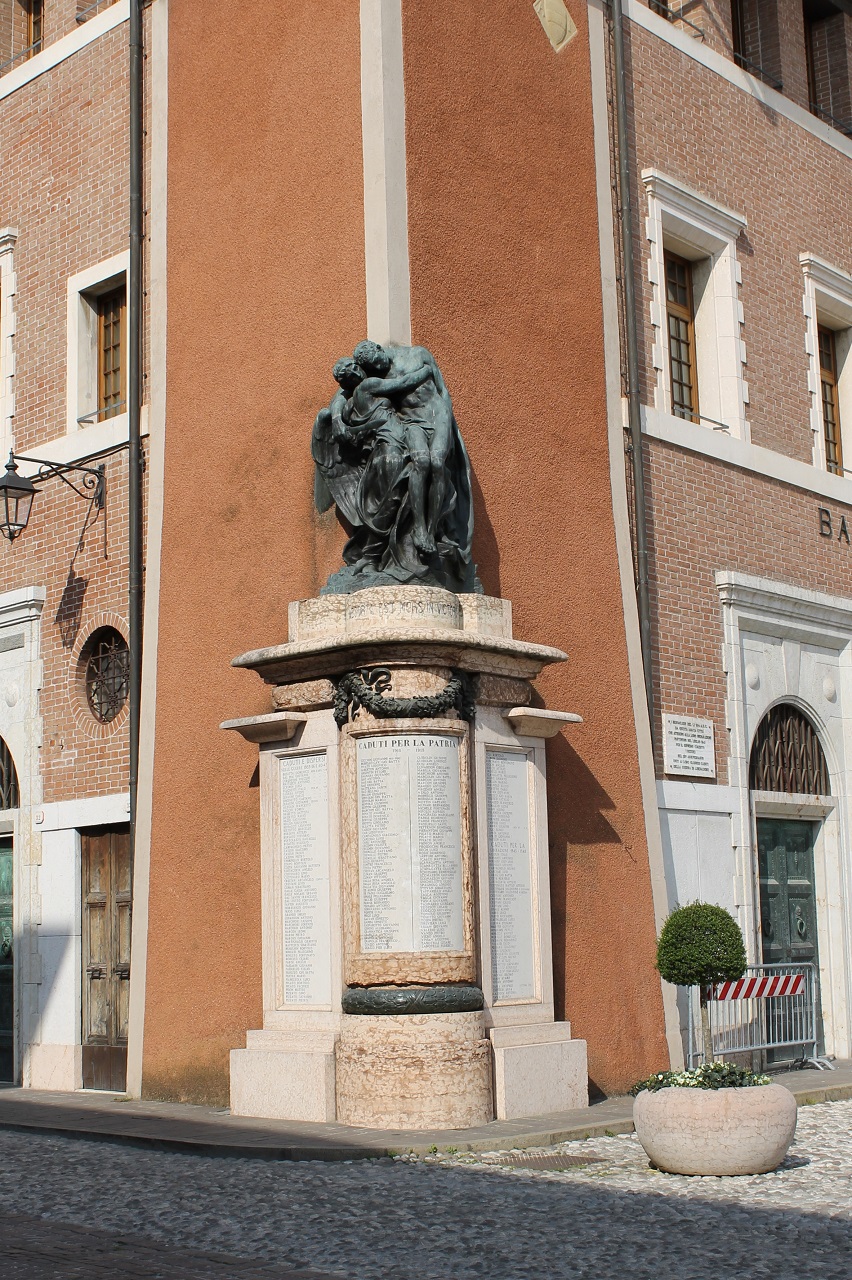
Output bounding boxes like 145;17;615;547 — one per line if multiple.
707;973;805;1001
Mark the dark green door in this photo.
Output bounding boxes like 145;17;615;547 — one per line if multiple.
757;819;819;967
757;817;821;1061
0;836;13;1082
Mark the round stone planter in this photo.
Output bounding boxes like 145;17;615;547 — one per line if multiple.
633;1083;797;1176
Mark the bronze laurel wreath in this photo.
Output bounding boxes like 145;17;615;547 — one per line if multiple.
333;666;477;728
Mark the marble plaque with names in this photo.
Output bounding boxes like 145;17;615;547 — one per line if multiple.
662;714;716;778
279;752;332;1005
486;750;537;1002
357;734;464;953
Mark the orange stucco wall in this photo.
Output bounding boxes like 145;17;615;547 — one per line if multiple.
400;0;668;1093
141;0;367;1103
143;0;669;1102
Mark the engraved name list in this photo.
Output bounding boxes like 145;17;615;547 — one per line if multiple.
280;752;332;1005
356;734;465;953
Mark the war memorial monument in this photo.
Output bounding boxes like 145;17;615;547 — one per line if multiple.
222;343;588;1128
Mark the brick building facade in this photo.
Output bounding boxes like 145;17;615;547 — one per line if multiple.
607;0;852;1063
0;0;149;1090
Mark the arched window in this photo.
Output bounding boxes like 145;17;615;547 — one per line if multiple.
749;704;830;796
0;739;19;811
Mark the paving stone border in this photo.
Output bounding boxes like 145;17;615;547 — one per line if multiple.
0;1064;849;1162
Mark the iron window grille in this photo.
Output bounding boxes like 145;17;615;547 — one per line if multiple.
85;629;129;724
0;739;19;811
749;704;830;795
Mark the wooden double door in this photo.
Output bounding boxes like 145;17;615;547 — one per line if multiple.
82;827;131;1091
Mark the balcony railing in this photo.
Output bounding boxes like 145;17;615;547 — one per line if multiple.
648;0;706;37
732;51;783;92
76;0;119;22
0;0;121;76
809;99;852;138
77;402;127;426
0;39;43;77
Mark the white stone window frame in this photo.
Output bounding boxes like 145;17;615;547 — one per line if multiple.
643;170;749;441
65;252;128;439
0;228;18;459
800;254;852;477
717;569;852;1061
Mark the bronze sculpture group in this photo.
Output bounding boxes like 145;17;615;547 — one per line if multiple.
312;341;479;595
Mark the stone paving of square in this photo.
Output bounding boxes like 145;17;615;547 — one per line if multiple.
0;1098;849;1278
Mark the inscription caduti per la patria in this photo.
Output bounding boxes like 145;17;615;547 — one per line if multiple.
356;734;464;954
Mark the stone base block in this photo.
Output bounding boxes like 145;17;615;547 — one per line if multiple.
27;1043;82;1092
490;1024;588;1119
230;1032;336;1122
336;1011;493;1129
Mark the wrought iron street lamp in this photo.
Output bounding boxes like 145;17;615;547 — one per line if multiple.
0;456;35;541
0;450;106;542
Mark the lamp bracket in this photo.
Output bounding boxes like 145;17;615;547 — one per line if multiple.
11;454;106;508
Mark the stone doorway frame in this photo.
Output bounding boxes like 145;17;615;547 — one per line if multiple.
717;571;852;1060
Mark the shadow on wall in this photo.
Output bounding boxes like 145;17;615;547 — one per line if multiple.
546;735;621;847
142;1057;234;1110
52;478;110;650
546;734;621;1029
55;568;88;650
469;469;501;598
4;926;75;1086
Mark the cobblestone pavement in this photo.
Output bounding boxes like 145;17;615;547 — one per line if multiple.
0;1212;340;1279
0;1099;849;1279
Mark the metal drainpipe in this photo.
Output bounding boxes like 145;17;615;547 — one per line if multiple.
610;0;654;733
128;0;144;882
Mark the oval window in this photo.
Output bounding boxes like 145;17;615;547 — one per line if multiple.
83;628;129;724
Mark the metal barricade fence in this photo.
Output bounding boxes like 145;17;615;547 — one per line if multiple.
686;962;833;1069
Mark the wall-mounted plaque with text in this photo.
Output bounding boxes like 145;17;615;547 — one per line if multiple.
279;751;332;1006
662;714;716;778
356;734;464;953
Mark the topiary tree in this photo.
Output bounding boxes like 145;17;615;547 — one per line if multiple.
656;903;747;1065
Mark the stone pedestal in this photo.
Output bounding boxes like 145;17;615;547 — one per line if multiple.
223;585;588;1128
336;1012;492;1128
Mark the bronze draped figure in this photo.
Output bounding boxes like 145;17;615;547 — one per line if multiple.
312;341;480;595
